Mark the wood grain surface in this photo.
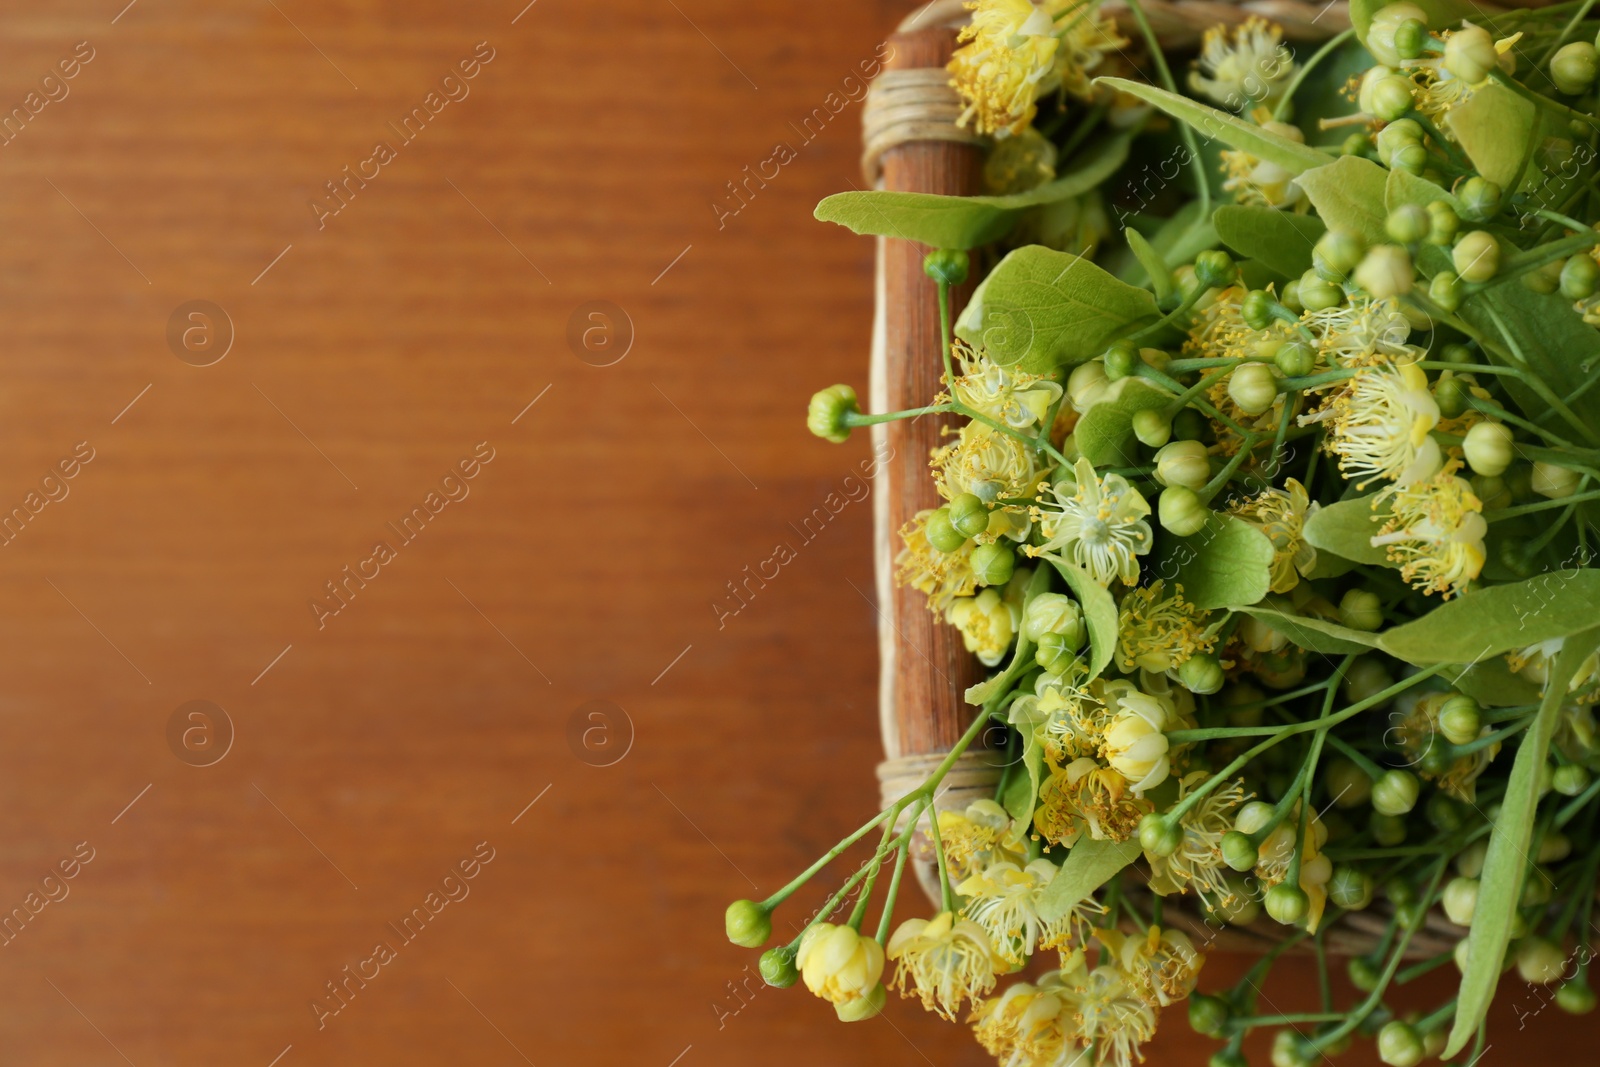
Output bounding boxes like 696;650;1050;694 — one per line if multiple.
0;2;1586;1064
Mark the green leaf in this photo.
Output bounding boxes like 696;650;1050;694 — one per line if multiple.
1461;279;1600;433
955;246;1160;373
1147;199;1220;268
1073;378;1176;468
813;134;1132;250
1001;750;1037;823
1381;569;1600;665
1442;658;1542;708
1047;558;1119;679
1303;496;1392;567
1124;227;1173;303
1037;837;1142;922
1444;82;1536;190
1295;155;1391;245
1446;626;1600;1057
1213;205;1325;280
1095;78;1334;175
1233;605;1381;656
1154;513;1276;610
1384;167;1459;215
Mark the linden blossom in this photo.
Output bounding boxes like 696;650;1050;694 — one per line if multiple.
310;441;495;629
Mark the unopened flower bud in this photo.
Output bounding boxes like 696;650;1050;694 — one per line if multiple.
1517;936;1567;985
1315;229;1367;280
1453;230;1500;282
1241;289;1278;330
1457;176;1502;221
1552;41;1599;95
1297;269;1344;312
1229;362;1280;415
1541;832;1572;863
1395;17;1429;59
1328;758;1373;807
1533;461;1581;498
1439;694;1482;745
1273;1029;1316;1067
834;982;887;1022
1558;980;1598;1014
1391;142;1428;175
1104;339;1141;381
1369;75;1415;121
1275;338;1315;378
807;384;859;443
1429;270;1462;311
1562;253;1600;300
1349;955;1382;991
1343;657;1393;704
1434;374;1471;418
1189;992;1230;1038
1377;1020;1425;1067
1034;630;1076;672
1067;360;1110;411
1138;813;1184;856
1155;440;1211;490
1553;763;1591;796
1462;421;1514;476
1523;257;1565;295
1221;830;1258;872
1159;485;1211;536
1443;876;1479;925
726;899;772;947
924;508;967;553
947;493;989;539
1209;1049;1247;1067
1195;250;1237;290
1023;593;1083;644
1178;653;1226;695
1338;589;1385;631
1457;840;1488;878
1387;203;1431;244
970;541;1014;586
1426;200;1460;245
1373;769;1420;816
1265;883;1310;925
1377;118;1422;164
760;946;799;987
1132;408;1171;447
1368;4;1428;65
1329;865;1374;910
1355;245;1414;298
1445;25;1498;84
922;248;969;286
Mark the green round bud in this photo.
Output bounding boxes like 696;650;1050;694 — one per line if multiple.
1453;230;1500;283
1275;338;1315;378
1392;142;1428;175
1552;41;1599;95
1272;1029;1316;1067
1553;763;1591;796
1523;257;1565;295
1441;341;1476;364
923;248;969;286
1517;936;1567;985
1265;882;1310;925
1562;253;1600;300
1427;791;1465;833
1327;758;1373;807
1349;955;1382;992
1434;373;1471;418
1457;176;1503;221
1209;1048;1248;1067
1024;593;1082;643
1221;830;1259;872
1540;832;1571;863
1104;339;1141;381
1373;769;1420;816
1419;743;1452;776
1395;17;1428;60
1067;360;1110;411
1172;407;1209;442
1034;630;1076;673
1387;203;1431;245
1280;277;1305;313
1377;119;1422;163
835;982;887;1022
1298;271;1344;312
1338;589;1385;632
1368;4;1429;65
1445;25;1498;84
1533;460;1582;499
1395;899;1429;930
1329;865;1374;910
1372;810;1408;846
1132;407;1172;448
1465;422;1510;479
947;493;989;539
1155;440;1211;490
760;946;798;987
807;384;859;443
1429;270;1463;312
1558;980;1598;1014
1426;200;1461;245
1178;653;1226;695
970;541;1014;586
1195;250;1237;291
925;508;966;553
1159;485;1211;537
1377;1020;1425;1067
1501;536;1542;578
1437;694;1482;745
1341;131;1371;156
1188;992;1230;1038
1442;876;1480;926
1229;362;1280;416
1138;812;1184;857
1457;840;1488;878
1369;75;1415;122
1242;289;1278;331
1315;230;1367;280
1505;461;1536;501
725;899;772;947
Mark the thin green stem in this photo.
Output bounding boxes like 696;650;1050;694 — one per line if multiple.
1121;0;1209;215
1275;28;1355;121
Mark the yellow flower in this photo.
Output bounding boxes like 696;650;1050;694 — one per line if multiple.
1189;17;1295;111
1057;963;1158;1067
1509;637;1600;703
1221;121;1308;210
1100;684;1175;794
1146;774;1250;906
886;911;1001;1020
1097;924;1206;1006
896;509;979;613
1409;29;1522;123
796;922;885;1006
1235;800;1332;933
938;799;1028;881
957;858;1103;966
948;587;1020;666
1116;580;1216;673
1228;479;1319;593
1036;660;1105;764
1028;457;1154;586
1370;462;1486;598
949;339;1065;430
933;421;1048;506
1303;361;1443;489
1301;295;1422;368
1035;755;1152;844
949;0;1125;135
971;978;1073;1066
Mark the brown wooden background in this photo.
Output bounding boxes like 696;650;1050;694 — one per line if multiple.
0;1;1587;1063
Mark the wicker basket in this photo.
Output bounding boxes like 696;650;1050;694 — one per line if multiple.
858;0;1519;958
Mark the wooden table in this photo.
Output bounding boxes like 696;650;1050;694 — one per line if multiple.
0;1;1585;1063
